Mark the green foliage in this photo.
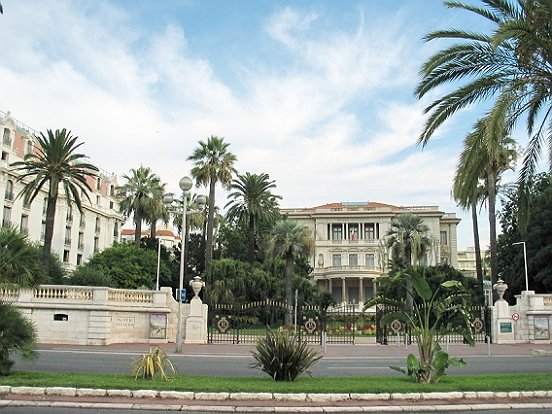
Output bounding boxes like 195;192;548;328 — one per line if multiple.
67;267;114;287
251;330;322;381
0;227;62;287
132;347;177;381
0;301;37;376
365;268;474;384
75;243;173;290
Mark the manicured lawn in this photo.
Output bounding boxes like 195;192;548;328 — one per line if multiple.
0;371;551;393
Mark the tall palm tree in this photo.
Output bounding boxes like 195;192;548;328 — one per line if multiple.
267;219;314;325
117;166;163;247
416;0;552;184
453;118;517;292
225;172;282;262
188;135;237;267
385;213;431;312
10;129;98;268
146;182;167;240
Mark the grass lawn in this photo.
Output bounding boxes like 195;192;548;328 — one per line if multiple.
0;371;551;393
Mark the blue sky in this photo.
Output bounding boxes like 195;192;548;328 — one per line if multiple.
0;1;524;249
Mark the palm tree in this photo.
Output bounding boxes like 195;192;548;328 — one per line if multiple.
10;129;98;268
267;219;314;325
146;182;167;240
117;166;164;247
416;0;552;184
453;118;517;293
188;135;237;267
225;172;282;262
385;213;432;312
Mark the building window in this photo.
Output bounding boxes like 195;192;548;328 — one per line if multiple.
63;250;70;263
331;224;342;241
96;177;101;190
332;254;342;267
113;222;119;237
42;197;48;215
93;236;99;252
110;185;115;197
1;151;8;161
365;253;375;267
349;224;359;241
364;223;375;241
109;200;114;209
79;212;85;228
4;180;14;201
76;254;83;265
25;140;33;154
2;128;11;146
20;214;28;235
349;253;358;266
40;221;46;240
66;205;73;224
95;217;101;234
440;231;448;246
78;232;84;250
2;206;12;228
64;227;71;246
96;195;100;206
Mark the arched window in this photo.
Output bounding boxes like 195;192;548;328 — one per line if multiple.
4;180;13;200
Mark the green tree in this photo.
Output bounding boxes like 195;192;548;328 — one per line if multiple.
416;0;552;185
385;213;432;312
188;136;237;267
117;166;164;247
267;219;314;325
10;129;98;268
365;268;474;384
225;172;281;262
453;118;517;292
75;243;173;289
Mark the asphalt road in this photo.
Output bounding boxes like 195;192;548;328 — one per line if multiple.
12;345;552;377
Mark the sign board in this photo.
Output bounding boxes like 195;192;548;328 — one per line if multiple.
500;322;512;333
179;289;187;302
512;313;520;321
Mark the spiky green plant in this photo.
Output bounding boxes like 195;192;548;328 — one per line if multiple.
132;347;177;381
251;330;321;381
0;301;37;376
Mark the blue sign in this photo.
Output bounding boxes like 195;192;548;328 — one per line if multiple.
180;288;186;301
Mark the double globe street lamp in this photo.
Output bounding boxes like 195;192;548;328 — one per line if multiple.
163;176;206;353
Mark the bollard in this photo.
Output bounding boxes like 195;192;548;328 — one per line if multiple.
486;336;491;356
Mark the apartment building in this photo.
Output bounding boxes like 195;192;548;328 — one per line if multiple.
282;201;461;307
1;110;124;269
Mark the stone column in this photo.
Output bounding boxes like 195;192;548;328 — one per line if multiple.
492;279;515;344
341;277;346;304
184;276;208;344
359;277;364;304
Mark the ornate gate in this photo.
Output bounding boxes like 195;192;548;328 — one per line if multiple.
208;300;360;344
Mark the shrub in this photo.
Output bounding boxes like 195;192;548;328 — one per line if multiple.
0;301;37;376
132;347;177;380
251;330;321;381
67;267;113;287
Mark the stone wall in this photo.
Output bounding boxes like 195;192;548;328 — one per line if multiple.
492;287;552;344
0;285;208;345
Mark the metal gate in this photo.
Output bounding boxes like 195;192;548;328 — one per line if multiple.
208;300;360;344
376;304;492;345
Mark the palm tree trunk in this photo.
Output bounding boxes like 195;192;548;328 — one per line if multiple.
43;193;58;269
150;219;157;240
247;214;255;262
471;203;484;299
134;215;142;247
205;179;216;267
487;170;499;297
285;253;294;326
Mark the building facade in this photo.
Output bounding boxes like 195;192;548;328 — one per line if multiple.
1;110;124;269
282;202;461;308
457;246;489;278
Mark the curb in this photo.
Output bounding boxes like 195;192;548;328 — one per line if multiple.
1;386;552;402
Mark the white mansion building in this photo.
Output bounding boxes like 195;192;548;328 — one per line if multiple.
282;202;461;306
1;110;124;269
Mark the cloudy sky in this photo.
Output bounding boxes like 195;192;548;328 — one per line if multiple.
0;0;525;249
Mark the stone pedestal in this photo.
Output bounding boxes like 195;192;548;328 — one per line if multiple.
493;299;515;344
184;299;208;344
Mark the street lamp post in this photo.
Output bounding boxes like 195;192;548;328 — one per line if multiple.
163;176;205;353
512;241;529;292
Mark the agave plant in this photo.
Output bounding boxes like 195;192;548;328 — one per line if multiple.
132;347;177;381
251;329;321;381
